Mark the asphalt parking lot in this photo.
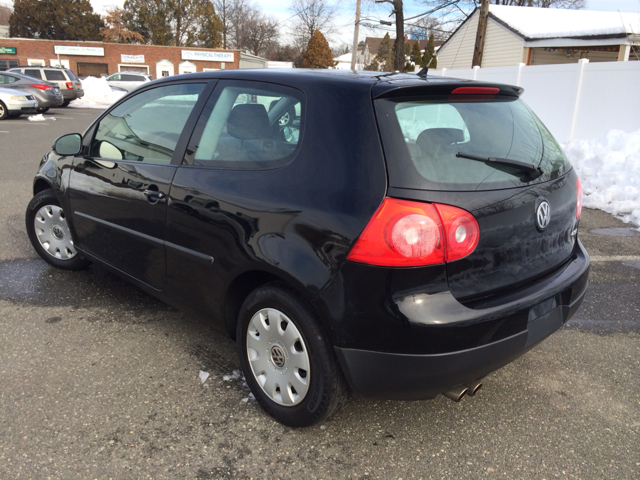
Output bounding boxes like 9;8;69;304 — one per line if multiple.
1;109;639;479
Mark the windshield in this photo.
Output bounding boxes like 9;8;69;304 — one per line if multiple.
375;95;569;191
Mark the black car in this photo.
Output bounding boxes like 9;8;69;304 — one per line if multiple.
25;70;590;427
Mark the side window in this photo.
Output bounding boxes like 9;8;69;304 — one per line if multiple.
0;75;17;84
44;70;66;81
183;80;304;169
91;83;206;164
109;74;121;81
24;69;43;80
123;74;144;82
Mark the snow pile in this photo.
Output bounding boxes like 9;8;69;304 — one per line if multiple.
564;129;640;228
70;76;126;108
28;114;53;121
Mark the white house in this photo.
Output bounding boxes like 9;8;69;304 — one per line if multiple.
437;5;640;69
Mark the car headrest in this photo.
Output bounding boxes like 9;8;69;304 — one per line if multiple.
227;104;272;140
417;128;465;154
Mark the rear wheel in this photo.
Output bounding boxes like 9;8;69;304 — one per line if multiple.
61;101;70;107
237;283;348;427
0;101;8;120
25;189;90;270
36;107;49;114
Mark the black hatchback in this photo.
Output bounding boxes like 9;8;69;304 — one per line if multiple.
26;70;590;427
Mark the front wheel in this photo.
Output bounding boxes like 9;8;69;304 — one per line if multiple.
25;189;90;270
61;101;70;108
237;283;348;427
0;101;8;120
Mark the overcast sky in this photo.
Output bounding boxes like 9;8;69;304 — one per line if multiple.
82;0;640;48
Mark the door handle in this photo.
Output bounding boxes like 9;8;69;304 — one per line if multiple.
143;189;166;203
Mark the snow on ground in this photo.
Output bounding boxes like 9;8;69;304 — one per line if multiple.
69;76;126;109
28;114;54;122
564;129;640;228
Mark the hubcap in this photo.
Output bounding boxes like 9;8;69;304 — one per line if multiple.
246;308;310;406
34;204;77;260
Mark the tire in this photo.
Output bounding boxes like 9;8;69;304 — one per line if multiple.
0;101;8;120
36;107;50;114
237;282;348;427
61;101;70;107
25;189;90;270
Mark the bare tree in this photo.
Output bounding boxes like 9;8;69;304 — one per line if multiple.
244;14;279;56
289;0;337;50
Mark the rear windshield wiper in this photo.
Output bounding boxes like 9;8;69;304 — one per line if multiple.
456;151;543;180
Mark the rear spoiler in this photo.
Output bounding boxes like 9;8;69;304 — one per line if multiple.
373;82;524;99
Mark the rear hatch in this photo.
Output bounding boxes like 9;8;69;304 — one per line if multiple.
373;81;579;302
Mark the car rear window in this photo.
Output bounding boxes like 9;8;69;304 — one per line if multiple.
65;69;79;80
374;95;569;191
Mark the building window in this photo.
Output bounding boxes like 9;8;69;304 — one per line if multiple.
118;64;150;74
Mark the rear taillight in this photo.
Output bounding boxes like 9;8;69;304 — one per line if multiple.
346;198;480;267
29;84;53;90
576;177;583;220
65;82;73;90
435;203;480;262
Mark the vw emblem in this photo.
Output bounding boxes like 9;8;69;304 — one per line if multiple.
536;201;551;230
270;346;286;368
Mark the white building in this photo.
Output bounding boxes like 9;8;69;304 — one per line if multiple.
437;5;640;69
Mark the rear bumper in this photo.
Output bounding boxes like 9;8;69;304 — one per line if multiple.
327;241;590;400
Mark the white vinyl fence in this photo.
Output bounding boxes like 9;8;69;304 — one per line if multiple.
430;59;640;143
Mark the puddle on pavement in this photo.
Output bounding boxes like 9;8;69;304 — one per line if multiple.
590;227;640;237
0;258;171;315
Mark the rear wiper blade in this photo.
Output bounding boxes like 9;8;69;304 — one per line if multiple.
456;151;543;180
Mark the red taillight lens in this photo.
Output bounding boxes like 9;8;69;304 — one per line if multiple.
65;82;73;90
576;177;583;219
29;84;53;90
346;198;480;267
433;203;480;262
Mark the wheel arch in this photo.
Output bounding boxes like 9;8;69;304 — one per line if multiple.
223;268;325;342
33;178;53;196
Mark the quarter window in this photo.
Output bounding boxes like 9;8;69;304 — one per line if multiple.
91;83;206;164
183;80;304;169
0;74;17;84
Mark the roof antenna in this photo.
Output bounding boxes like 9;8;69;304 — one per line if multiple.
417;56;435;78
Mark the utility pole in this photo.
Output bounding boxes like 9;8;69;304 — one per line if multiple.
393;0;405;71
375;0;405;72
472;0;489;68
350;0;362;70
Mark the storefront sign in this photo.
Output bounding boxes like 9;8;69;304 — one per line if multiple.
54;45;105;56
181;50;234;62
121;54;145;63
0;47;16;54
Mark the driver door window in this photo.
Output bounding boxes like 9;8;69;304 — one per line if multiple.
91;83;205;164
183;80;304;169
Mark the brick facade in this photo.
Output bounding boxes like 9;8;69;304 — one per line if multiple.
0;38;240;78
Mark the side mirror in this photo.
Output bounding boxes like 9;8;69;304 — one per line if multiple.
53;133;82;156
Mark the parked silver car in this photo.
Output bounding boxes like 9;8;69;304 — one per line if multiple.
9;66;84;106
0;87;38;119
105;72;153;92
0;71;64;113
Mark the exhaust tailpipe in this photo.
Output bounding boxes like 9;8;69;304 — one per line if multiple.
443;385;468;402
464;380;483;396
